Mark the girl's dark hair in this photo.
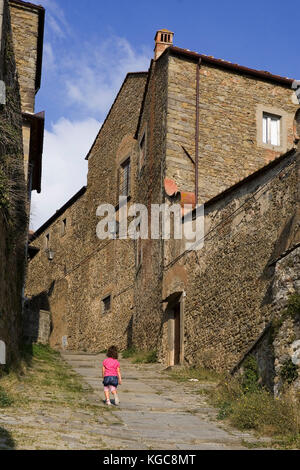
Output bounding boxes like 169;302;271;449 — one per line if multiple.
107;345;118;360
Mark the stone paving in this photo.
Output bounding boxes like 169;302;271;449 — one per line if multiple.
61;351;261;450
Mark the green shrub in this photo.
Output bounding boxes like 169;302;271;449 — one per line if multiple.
241;355;260;394
0;386;14;408
217;401;233;420
122;347;137;359
122;347;158;364
271;293;300;342
280;359;298;385
230;389;300;436
133;350;157;364
286;293;300;317
208;374;300;447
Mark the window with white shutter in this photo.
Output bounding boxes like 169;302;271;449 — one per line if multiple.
262;113;281;146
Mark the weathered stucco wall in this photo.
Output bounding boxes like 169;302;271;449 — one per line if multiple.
160;151;299;371
0;0;26;365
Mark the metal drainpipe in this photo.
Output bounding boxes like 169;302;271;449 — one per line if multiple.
195;58;202;205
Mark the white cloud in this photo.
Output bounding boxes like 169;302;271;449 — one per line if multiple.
30;117;100;230
31;0;71;38
64;36;151;115
43;42;56;72
28;2;152;231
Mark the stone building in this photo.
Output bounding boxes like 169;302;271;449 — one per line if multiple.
0;0;45;365
26;30;300;387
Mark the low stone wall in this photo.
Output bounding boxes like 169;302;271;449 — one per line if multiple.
23;304;51;345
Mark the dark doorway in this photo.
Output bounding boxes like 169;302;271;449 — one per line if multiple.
174;302;181;365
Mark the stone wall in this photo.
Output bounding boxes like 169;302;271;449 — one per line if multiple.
0;0;26;366
25;37;300;368
160;150;299;372
132;56;169;351
23;298;51;345
132;48;299;356
166;53;298;202
9;0;40;112
26;73;148;352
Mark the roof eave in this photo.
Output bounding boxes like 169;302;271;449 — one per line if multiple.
9;0;45;93
159;46;295;87
30;186;87;241
85;71;148;161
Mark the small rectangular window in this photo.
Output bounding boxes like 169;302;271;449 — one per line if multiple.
139;133;146;170
263;113;280;146
61;218;67;236
102;295;111;313
119;158;131;197
45;233;50;249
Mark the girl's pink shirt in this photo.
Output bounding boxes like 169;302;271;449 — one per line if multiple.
103;357;120;377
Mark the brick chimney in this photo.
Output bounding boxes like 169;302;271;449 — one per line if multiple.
154;29;174;60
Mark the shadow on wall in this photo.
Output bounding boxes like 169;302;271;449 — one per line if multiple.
126;315;133;349
23;290;52;345
0;426;15;450
260;213;299;308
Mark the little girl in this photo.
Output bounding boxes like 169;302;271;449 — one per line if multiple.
102;345;122;406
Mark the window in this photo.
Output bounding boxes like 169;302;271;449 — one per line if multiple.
61;218;67;236
102;295;111;314
263;113;281;146
139;133;146;171
119;158;131;197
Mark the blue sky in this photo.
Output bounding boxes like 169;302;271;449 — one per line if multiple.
29;0;300;229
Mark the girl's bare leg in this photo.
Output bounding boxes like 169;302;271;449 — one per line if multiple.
112;390;119;405
104;390;111;403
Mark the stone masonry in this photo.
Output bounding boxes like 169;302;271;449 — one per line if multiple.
9;0;41;113
0;0;45;366
26;31;300;381
160;150;299;373
26;73;148;352
0;0;26;365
